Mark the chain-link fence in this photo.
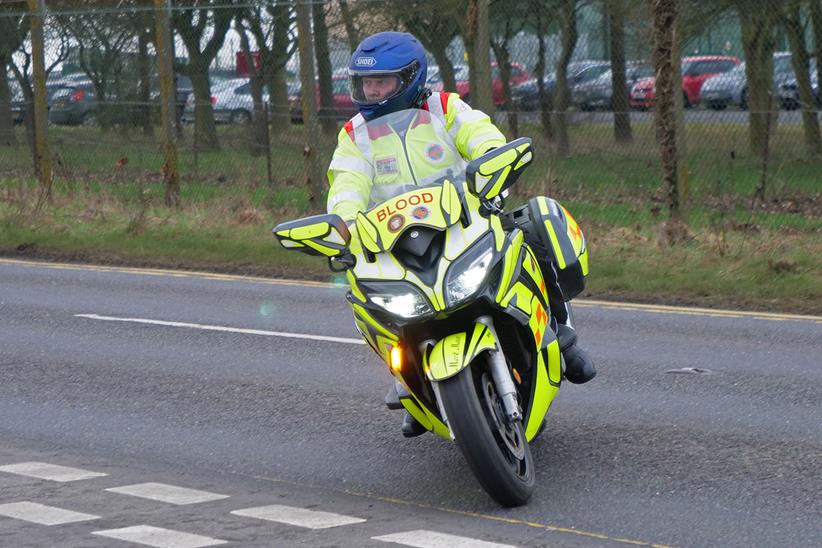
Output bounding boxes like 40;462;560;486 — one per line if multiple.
1;0;820;234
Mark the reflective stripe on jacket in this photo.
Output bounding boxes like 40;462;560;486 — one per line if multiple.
326;92;506;220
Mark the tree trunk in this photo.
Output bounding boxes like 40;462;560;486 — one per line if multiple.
236;20;268;157
810;0;822;107
28;0;51;210
785;1;821;157
0;54;16;146
650;0;679;219
138;30;154;137
554;0;578;157
473;0;494;114
313;0;336;136
534;15;554;141
265;2;293;135
154;0;180;207
491;42;516;137
189;70;219;150
338;0;359;53
429;42;456;94
296;0;325;212
464;1;477;105
608;0;632;143
740;8;777;158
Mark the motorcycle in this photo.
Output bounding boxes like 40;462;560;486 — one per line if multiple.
273;109;588;506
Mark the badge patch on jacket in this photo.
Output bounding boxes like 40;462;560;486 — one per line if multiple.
375;156;399;176
426;143;445;162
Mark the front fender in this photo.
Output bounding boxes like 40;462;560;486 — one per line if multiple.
423;321;498;382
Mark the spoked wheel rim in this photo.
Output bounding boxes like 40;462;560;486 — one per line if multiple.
479;371;528;476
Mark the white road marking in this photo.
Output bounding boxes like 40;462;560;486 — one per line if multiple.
0;502;99;526
0;461;107;482
105;483;230;505
75;314;365;345
231;504;366;529
92;525;227;548
373;530;518;548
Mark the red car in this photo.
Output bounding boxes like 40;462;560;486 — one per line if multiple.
629;55;741;109
289;73;357;123
429;63;532;107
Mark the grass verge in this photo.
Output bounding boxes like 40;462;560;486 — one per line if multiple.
1;180;819;315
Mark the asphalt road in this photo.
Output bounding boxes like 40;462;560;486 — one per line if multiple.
0;259;820;548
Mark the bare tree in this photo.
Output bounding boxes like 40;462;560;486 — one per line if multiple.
490;0;527;136
650;0;680;220
295;0;324;212
0;1;28;146
737;1;781;157
607;0;632;143
235;14;268;156
554;0;578;156
313;0;337;136
173;0;236;150
785;0;821;157
240;3;296;136
338;0;360;52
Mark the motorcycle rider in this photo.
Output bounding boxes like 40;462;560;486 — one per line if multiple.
327;31;596;436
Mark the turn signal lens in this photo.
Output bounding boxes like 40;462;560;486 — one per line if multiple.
389;345;402;373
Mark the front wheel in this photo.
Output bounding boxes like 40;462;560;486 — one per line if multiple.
439;354;535;506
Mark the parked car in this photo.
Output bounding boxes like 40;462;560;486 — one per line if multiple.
700;52;794;110
572;61;654;111
778;59;819;110
630;55;741;109
182;78;268;124
429;62;532;107
48;83;97;125
288;73;357;123
7;80;26;125
511;60;611;111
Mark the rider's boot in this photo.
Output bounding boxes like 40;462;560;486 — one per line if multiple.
556;323;597;384
386;380;426;437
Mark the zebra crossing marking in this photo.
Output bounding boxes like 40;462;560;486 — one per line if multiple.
231;504;366;529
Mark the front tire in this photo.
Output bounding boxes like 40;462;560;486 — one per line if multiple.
439;355;535;507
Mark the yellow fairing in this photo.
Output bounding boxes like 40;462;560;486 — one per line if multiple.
424;322;498;382
357;186;453;253
350;302;398;363
524;339;561;441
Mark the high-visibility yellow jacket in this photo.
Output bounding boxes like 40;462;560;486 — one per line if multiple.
326;91;507;221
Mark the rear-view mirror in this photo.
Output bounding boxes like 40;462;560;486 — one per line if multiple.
273;213;351;259
465;138;533;202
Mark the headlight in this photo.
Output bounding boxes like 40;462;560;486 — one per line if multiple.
445;233;495;307
362;282;434;319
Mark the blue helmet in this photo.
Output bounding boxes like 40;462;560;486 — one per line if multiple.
348;32;428;120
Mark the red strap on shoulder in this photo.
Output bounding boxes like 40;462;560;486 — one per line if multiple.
440;92;450;114
343;119;355;142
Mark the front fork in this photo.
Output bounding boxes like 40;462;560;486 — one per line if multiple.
478;316;522;423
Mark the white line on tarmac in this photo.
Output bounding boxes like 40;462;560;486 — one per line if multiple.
92;525;226;548
0;461;107;482
105;483;230;505
231;504;366;529
0;502;100;526
75;314;365;345
373;530;518;548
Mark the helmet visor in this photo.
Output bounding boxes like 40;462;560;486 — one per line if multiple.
349;60;421;105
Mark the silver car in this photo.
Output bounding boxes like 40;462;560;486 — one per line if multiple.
182;78;268;124
572;62;654;111
700;52;793;110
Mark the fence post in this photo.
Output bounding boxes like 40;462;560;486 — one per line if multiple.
295;0;325;212
154;0;181;208
28;0;52;211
